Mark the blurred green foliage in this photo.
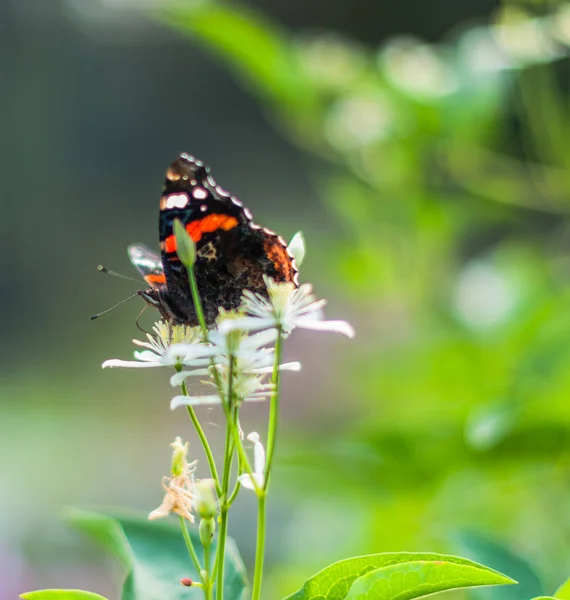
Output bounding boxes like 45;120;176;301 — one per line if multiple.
157;1;570;597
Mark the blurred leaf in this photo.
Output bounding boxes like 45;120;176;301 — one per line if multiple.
159;1;318;113
452;531;544;599
344;558;515;599
283;552;514;600
556;578;570;599
66;508;249;600
529;597;559;599
21;592;108;600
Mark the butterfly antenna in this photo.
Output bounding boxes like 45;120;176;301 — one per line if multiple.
97;265;145;285
90;293;139;320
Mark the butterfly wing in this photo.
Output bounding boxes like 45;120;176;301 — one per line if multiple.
128;243;166;287
135;153;298;326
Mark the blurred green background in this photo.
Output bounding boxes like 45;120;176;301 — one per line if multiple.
5;0;570;598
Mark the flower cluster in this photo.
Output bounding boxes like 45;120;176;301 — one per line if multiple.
102;238;354;411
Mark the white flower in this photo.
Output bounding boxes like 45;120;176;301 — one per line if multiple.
102;321;215;369
237;432;266;492
169;327;301;410
218;277;355;337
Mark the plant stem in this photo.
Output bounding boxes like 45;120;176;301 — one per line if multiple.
186;264;209;338
251;492;267;600
263;325;283;488
179;377;222;496
214;355;236;600
204;539;214;600
252;326;283;600
179;516;203;581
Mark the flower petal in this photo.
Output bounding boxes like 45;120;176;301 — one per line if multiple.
218;317;276;334
288;231;306;267
253;361;302;374
132;339;157;350
237;472;264;491
242;328;278;350
164;343;217;364
170;395;223;410
134;350;162;362
247;432;266;475
292;318;355;337
170;369;211;387
102;359;163;369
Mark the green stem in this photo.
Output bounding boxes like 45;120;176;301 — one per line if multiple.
251;492;267;600
204;539;214;600
186;264;209;338
184;261;256;490
179;517;203;582
263;325;283;489
179;376;222;496
214;355;236;600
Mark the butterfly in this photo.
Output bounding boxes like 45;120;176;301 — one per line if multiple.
128;153;299;327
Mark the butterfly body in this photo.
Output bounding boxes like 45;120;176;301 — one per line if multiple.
129;154;298;326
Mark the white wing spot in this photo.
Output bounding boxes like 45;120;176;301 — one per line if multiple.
216;185;229;197
164;193;189;209
193;187;208;200
200;204;208;212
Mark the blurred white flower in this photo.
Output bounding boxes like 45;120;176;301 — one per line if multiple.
453;259;518;330
552;5;570;47
219;277;355;337
297;34;365;90
238;432;266;492
492;6;560;66
456;27;512;74
102;321;215;369
325;94;395;150
379;36;458;98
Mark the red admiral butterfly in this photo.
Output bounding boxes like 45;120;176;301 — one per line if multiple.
128;153;299;326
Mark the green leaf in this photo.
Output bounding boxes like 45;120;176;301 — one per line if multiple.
20;592;108;600
452;531;544;600
556;579;570;599
344;558;515;599
158;1;318;112
66;508;249;600
283;552;515;600
529;597;559;599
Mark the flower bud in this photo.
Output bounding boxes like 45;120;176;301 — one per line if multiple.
170;436;188;477
174;218;196;268
194;479;218;520
288;231;305;267
180;578;193;587
199;517;216;548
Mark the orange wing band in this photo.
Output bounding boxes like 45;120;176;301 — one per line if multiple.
164;214;238;253
144;273;167;285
